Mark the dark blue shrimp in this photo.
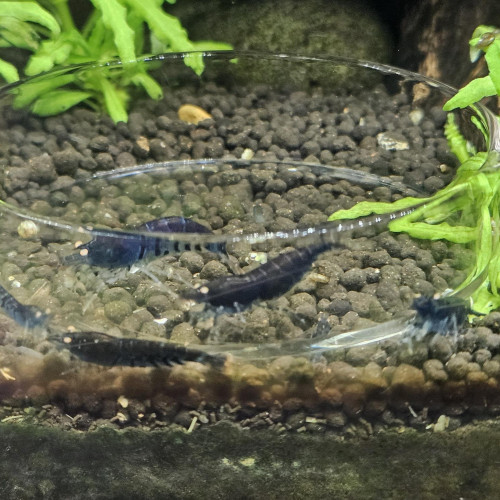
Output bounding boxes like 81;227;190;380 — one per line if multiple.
0;284;49;328
55;331;226;368
183;203;424;309
184;240;334;309
64;216;226;268
411;295;474;336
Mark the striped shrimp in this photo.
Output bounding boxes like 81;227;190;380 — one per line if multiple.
55;330;226;368
0;284;49;328
183;240;334;309
63;216;226;268
184;204;422;309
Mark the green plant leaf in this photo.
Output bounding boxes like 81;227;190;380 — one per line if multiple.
444;114;471;163
327;196;426;221
490;249;500;294
470;281;500;314
0;1;60;35
485;40;500;94
124;0;191;50
0;59;19;82
30;89;92;115
99;77;128;123
25;32;78;75
86;17;106;55
1;0;228;122
443;76;497;110
90;0;136;62
12;73;76;108
390;220;477;242
0;16;40;50
123;0;203;74
470;115;488;144
475;205;493;274
129;71;163;100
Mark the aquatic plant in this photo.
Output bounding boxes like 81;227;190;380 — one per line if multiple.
0;1;231;122
328;25;500;314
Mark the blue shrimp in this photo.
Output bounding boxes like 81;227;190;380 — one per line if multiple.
0;284;49;328
64;216;226;268
409;295;474;341
183;240;334;309
311;295;475;350
184;204;422;309
54;330;226;368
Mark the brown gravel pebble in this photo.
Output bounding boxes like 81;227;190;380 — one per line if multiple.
423;359;448;383
446;356;469;380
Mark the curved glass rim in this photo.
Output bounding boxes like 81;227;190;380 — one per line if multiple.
0;157;428;247
0;49;498;245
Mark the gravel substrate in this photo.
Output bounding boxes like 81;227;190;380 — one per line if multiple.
0;64;496;432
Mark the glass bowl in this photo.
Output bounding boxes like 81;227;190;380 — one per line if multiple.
0;51;497;418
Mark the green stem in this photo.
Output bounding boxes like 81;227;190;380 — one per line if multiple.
50;0;76;33
81;9;100;39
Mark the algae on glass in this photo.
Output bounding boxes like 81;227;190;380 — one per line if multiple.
0;0;231;122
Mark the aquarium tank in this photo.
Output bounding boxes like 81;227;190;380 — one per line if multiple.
0;2;500;497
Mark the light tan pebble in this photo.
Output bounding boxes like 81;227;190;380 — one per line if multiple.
308;272;330;284
241;148;254;160
239;457;256;467
135;136;150;153
412;82;431;105
409;108;424;126
376;132;409;151
111;412;129;424
117;395;129;408
474;348;492;365
178;104;212;124
433;414;449;432
17;220;39;238
246;252;268;264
